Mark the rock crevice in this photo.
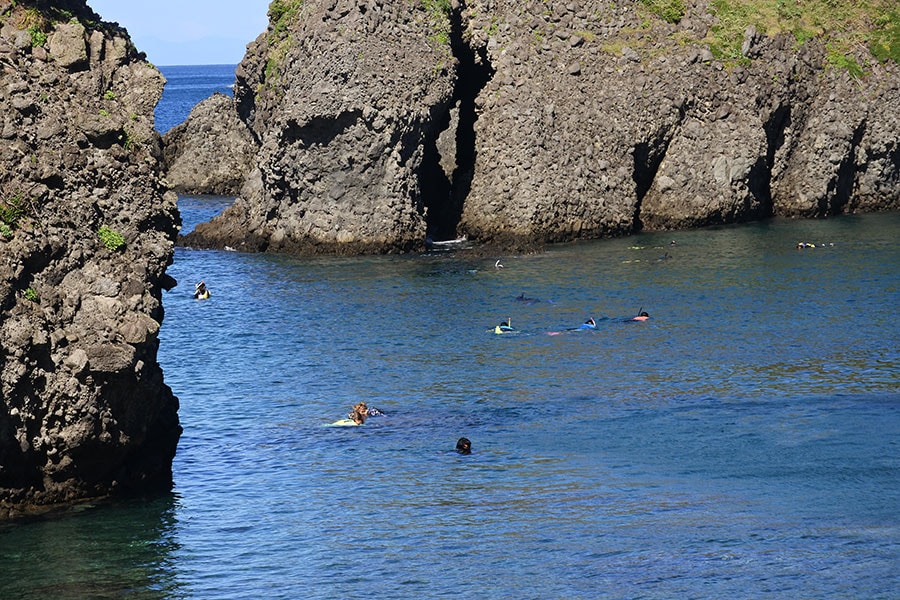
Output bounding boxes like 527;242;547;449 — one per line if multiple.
173;0;900;255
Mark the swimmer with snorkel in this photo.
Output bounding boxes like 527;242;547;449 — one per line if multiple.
576;317;597;330
194;280;210;299
546;316;600;336
494;318;515;334
629;307;650;322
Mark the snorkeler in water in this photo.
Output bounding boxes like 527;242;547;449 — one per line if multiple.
576;317;597;330
194;280;210;299
494;319;515;334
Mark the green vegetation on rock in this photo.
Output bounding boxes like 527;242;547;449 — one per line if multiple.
869;8;900;63
269;0;303;39
264;0;303;88
0;194;28;235
423;0;451;18
705;0;900;68
422;0;453;47
98;225;126;251
27;25;46;47
639;0;686;24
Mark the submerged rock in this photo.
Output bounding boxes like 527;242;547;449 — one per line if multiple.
0;0;181;518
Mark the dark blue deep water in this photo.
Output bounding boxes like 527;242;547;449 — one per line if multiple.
1;68;898;600
155;65;237;133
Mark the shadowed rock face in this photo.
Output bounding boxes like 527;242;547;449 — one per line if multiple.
1;0;181;518
180;0;900;256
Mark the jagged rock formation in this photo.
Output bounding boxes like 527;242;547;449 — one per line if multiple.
460;3;900;241
183;0;899;254
161;92;257;195
0;0;181;518
183;0;458;253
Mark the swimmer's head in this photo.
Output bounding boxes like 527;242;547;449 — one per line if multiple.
350;402;368;424
456;437;471;455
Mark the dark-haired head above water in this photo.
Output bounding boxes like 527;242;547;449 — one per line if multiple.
456;437;471;455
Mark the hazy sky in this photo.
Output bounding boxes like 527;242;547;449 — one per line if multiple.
87;0;271;65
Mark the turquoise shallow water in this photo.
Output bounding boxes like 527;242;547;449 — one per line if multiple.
1;200;897;599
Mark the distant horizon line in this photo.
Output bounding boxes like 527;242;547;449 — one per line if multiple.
156;63;239;68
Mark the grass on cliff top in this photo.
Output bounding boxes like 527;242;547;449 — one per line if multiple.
1;2;130;51
705;0;900;67
263;0;303;89
268;0;303;40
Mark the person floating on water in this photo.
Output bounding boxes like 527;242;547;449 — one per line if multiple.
194;280;210;299
328;402;385;427
630;310;650;322
494;319;515;334
456;437;471;455
547;317;599;335
366;406;385;417
348;401;369;425
577;317;597;330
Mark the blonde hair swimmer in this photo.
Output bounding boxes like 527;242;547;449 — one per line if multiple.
349;402;368;425
328;402;386;427
194;280;210;300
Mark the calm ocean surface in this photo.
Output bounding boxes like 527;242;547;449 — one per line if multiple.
154;65;237;133
1;67;899;600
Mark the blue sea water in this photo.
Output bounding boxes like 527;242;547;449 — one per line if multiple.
1;68;899;600
155;65;237;133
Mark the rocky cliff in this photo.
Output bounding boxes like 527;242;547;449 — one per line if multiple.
183;0;458;253
180;0;899;255
459;0;900;242
0;0;180;517
161;92;257;196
